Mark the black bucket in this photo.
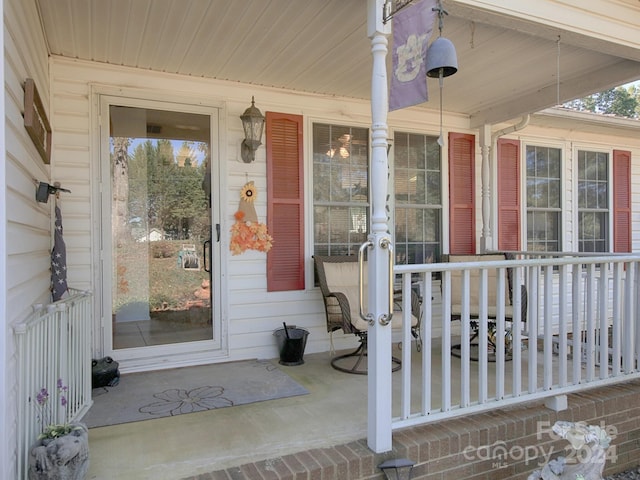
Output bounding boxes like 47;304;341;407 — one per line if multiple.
273;326;309;366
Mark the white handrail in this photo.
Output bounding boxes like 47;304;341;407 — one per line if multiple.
391;254;640;431
14;289;93;479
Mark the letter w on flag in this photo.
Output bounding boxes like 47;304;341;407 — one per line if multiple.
389;0;437;111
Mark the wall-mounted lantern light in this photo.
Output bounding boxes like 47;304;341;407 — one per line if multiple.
240;96;265;163
35;181;71;203
378;458;415;480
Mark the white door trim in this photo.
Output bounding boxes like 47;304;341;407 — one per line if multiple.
92;88;229;372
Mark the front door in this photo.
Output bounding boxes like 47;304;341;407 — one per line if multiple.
100;96;224;368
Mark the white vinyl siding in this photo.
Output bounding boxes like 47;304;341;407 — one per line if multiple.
49;58;378;366
3;0;52;478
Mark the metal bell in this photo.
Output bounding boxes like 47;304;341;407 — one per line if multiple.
425;36;458;78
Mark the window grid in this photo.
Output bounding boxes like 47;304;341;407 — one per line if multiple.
393;132;442;264
526;145;562;252
578;150;609;252
313;123;369;256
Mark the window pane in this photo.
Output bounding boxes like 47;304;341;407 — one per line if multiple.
548;179;560;208
426;171;441;204
407;208;425;242
526;147;536;177
548;148;561;177
597;153;607;180
526;145;561;252
426;142;440;171
314;206;329;245
578;150;609;252
597;182;607;209
527;211;560;252
585;151;597;180
408;134;426;169
313;162;330;201
395;209;407;242
313;123;369;256
394;131;442;264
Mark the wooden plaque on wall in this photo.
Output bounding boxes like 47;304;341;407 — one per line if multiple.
24;78;52;164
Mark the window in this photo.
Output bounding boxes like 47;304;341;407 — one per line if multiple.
526;145;561;252
393;132;442;264
577;150;608;253
313;123;369;256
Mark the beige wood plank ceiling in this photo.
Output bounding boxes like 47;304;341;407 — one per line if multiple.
36;0;640;126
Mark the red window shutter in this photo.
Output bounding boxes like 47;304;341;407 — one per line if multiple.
497;138;521;251
613;149;631;253
448;132;476;254
266;112;305;291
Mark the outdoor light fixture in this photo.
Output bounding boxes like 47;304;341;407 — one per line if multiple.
240;96;265;163
425;0;458;146
35;181;70;203
378;458;415;480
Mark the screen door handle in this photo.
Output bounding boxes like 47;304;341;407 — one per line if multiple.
203;239;211;273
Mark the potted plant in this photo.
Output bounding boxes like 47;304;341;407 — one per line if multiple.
27;379;89;480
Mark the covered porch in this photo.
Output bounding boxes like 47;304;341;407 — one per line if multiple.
84;336;640;479
19;252;640;478
5;0;640;479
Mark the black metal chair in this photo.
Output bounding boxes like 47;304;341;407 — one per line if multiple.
443;253;528;361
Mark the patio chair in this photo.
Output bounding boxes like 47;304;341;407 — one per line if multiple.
313;255;421;374
443;253;527;361
178;244;200;270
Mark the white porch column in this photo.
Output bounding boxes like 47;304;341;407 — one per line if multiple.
366;0;392;454
479;124;493;252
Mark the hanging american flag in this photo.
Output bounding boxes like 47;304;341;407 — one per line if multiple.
389;0;437;111
51;203;68;301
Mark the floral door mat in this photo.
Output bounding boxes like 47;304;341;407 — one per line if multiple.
83;359;309;428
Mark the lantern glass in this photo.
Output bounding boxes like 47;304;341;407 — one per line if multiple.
239;97;265;163
240;97;265;146
378;459;415;480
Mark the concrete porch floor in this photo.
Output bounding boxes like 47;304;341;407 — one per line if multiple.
86;346;373;480
84;340;640;480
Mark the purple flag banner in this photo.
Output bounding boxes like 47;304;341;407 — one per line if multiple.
51;203;68;301
389;0;437;111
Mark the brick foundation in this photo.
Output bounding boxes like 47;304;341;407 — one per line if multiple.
186;379;640;480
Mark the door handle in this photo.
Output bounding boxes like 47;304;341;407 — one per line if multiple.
203;239;211;273
216;224;220;242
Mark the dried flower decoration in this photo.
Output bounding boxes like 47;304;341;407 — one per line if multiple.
230;180;273;255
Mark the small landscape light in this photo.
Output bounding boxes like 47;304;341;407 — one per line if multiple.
378;458;415;480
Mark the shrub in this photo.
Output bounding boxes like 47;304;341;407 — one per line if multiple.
151;241;174;258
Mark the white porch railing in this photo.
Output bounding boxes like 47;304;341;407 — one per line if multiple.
392;254;640;431
13;289;93;479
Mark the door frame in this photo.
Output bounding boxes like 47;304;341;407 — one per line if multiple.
93;88;229;372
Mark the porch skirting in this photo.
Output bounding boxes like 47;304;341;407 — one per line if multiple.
186;379;640;480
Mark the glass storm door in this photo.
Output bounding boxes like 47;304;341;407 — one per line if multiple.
103;99;222;359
